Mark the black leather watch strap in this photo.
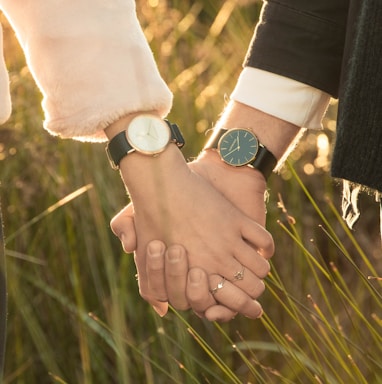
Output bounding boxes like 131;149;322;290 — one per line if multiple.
168;121;186;149
250;143;277;179
106;130;133;170
204;128;277;180
106;120;185;170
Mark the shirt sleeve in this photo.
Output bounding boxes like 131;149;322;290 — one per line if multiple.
0;0;173;142
231;67;331;129
230;0;348;130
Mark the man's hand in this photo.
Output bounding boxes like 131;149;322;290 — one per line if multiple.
190;150;268;226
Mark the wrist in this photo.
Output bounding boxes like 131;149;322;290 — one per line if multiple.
105;113;185;180
104;112;188;203
104;110;161;140
119;142;188;200
214;101;300;160
198;147;266;184
203;125;277;180
192;149;268;226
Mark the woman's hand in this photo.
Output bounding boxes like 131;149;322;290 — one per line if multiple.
111;145;273;321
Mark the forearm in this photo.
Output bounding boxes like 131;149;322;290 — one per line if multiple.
0;0;172;141
213;0;350;164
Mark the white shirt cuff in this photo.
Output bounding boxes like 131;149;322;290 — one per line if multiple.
231;67;331;129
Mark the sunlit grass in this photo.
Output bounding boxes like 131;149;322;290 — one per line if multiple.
0;1;381;383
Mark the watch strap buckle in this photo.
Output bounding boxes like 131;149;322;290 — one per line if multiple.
165;120;185;149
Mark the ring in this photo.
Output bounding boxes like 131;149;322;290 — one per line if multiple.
210;277;226;295
231;266;245;282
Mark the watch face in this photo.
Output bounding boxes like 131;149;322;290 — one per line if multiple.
127;115;171;155
218;128;259;166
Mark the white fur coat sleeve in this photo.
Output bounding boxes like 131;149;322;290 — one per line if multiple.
0;1;173;141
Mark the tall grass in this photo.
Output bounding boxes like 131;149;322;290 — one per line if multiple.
0;1;381;383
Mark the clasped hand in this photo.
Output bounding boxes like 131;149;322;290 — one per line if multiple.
111;147;274;322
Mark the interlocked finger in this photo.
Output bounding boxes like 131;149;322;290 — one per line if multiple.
230;265;245;282
208;274;263;319
234;243;271;279
145;241;168;302
164;245;189;310
210;277;226;295
222;263;266;300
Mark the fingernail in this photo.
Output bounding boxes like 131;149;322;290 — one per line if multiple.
257;308;264;319
167;246;181;262
148;241;164;256
189;268;202;284
153;305;167;317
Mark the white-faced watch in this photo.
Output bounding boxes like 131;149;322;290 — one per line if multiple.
106;115;185;169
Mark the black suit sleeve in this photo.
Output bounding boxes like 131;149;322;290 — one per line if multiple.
244;0;350;97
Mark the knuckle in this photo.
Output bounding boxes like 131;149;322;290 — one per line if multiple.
247;280;265;298
232;293;251;312
139;289;151;302
140;289;167;303
187;290;207;306
109;221;121;238
260;232;275;258
147;261;164;273
258;260;271;278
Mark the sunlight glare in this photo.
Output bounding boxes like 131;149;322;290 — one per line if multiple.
315;133;330;170
303;163;315;175
148;0;159;7
317;133;329;152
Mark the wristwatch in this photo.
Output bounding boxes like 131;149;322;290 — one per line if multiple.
204;128;277;180
106;115;185;169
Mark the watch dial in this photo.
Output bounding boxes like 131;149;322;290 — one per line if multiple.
127;115;170;154
218;129;259;166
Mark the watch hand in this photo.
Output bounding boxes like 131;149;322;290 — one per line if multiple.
146;121;158;140
228;137;238;152
148;130;159;140
224;144;240;157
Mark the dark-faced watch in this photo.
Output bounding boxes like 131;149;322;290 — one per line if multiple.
106;115;185;169
204;128;277;179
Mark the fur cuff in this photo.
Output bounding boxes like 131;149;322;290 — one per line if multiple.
1;0;172;142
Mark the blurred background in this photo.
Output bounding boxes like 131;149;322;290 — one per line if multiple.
0;1;381;383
